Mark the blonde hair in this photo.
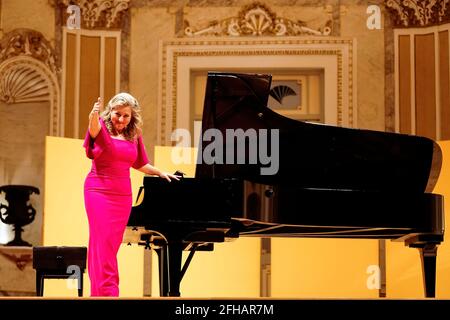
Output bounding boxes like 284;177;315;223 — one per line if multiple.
101;92;143;141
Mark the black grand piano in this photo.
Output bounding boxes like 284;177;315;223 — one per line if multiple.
126;71;444;298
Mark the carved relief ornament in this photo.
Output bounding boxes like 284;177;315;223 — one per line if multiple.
184;2;332;37
0;250;32;271
50;0;130;29
0;29;58;74
385;0;450;27
0;29;61;135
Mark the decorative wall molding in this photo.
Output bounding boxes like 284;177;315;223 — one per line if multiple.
0;65;50;104
0;246;34;294
51;0;130;94
184;2;332;37
0;248;32;271
0;57;61;136
159;38;355;145
0;29;59;74
385;0;450;27
0;29;61;135
50;0;130;29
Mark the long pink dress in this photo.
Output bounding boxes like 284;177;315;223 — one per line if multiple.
83;118;149;297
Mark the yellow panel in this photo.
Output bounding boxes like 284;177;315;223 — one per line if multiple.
272;238;379;298
308;74;321;116
385;240;423;298
193;73;207;119
43;136;144;297
43;137;91;246
154;146;198;177
178;238;260;297
386;140;450;298
152;146;260;297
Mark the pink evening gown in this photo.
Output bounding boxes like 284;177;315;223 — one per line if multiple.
83;118;149;297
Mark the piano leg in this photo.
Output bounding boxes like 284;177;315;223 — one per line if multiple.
155;239;184;297
167;241;183;297
417;243;438;298
155;247;169;297
153;233;201;297
405;234;442;298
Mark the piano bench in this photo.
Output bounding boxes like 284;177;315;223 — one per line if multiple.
32;246;87;297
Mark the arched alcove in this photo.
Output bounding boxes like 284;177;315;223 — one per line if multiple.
0;56;60;246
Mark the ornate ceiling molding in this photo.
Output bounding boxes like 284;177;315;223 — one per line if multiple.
184;2;332;37
0;29;58;75
50;0;130;29
385;0;450;27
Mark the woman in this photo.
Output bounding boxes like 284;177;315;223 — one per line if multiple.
83;92;179;297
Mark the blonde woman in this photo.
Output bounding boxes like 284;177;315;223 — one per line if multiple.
83;92;179;297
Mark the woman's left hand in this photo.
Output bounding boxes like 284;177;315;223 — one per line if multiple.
159;172;181;182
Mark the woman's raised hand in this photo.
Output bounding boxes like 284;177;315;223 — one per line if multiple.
90;97;103;119
88;97;103;138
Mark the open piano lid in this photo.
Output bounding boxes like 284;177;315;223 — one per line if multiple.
195;71;442;194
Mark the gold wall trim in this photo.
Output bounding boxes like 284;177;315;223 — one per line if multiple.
160;38;354;145
170;49;342;136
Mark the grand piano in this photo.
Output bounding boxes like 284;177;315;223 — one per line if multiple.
126;71;445;298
